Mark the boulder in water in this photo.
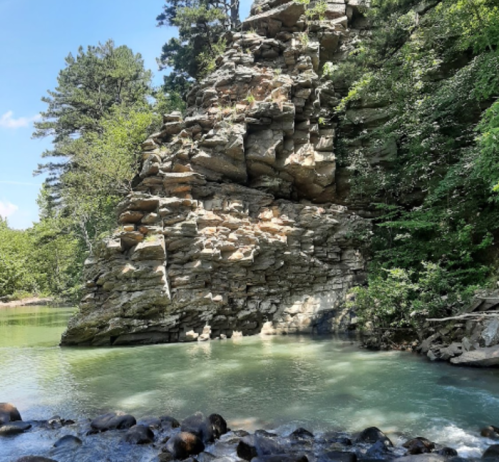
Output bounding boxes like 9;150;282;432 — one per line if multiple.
0;402;22;425
159;415;180;429
290;428;314;440
435;447;458;457
124;424;155;444
165;431;205;459
208;413;228;438
181;412;214;443
356;427;393;447
53;434;83;448
403;438;435;455
237;434;282;461
482;426;499;439
0;421;31;436
483;445;499;459
90;412;136;432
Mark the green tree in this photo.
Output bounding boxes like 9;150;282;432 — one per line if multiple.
332;0;499;328
33;40;153;193
157;0;239;83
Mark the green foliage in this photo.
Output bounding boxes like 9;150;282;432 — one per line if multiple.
305;0;327;20
351;262;474;331
157;0;238;82
334;0;499;328
26;40;180;300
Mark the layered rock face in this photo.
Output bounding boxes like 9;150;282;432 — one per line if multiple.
61;0;370;346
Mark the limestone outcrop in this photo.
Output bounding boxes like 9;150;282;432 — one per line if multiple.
61;0;370;346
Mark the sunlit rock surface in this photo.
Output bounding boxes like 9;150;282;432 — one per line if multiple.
61;0;371;346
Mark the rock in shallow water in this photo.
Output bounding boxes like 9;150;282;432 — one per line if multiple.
237;434;282;461
356;427;393;447
403;438;435;455
165;431;205;459
90;412;137;432
0;402;22;425
53;434;83;448
483;445;499;459
0;421;31;436
124;424;155;444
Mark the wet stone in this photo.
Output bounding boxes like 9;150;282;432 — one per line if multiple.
0;421;32;436
124;424;155;444
90;412;137;432
53;434;83;448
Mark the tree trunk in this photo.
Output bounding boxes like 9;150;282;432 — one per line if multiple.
231;0;240;29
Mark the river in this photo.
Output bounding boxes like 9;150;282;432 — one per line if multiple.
1;305;499;460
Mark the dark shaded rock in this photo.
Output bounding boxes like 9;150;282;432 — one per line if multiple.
156;453;174;462
53;434;83;448
483;445;499;459
14;458;58;462
0;421;31;436
253;456;308;462
403;438;435;455
208;413;228;438
0;402;22;425
160;415;180;428
182;412;214;443
233;429;250;437
319;451;357;462
138;416;162;429
237;434;282;461
435;448;458;457
365;440;393;459
124;424;155;444
482;427;499;439
256;429;279;437
356;427;393;447
165;431;205;459
395;455;446;462
90;412;136;432
321;432;353;446
290;428;314;440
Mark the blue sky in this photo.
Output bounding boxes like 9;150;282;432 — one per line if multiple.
0;0;252;229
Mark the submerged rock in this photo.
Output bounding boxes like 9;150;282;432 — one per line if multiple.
14;458;58;462
208;413;228;439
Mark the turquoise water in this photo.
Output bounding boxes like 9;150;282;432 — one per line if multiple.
1;306;499;458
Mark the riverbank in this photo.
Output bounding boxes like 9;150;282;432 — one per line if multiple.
0;297;66;309
2;402;499;462
361;291;499;368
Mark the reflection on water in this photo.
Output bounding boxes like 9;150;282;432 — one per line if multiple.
1;306;499;457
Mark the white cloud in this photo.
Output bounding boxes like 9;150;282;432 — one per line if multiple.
0;111;41;129
0;200;19;219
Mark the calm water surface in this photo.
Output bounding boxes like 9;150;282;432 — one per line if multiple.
1;306;499;458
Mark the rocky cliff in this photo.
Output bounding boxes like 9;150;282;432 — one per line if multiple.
61;0;371;346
